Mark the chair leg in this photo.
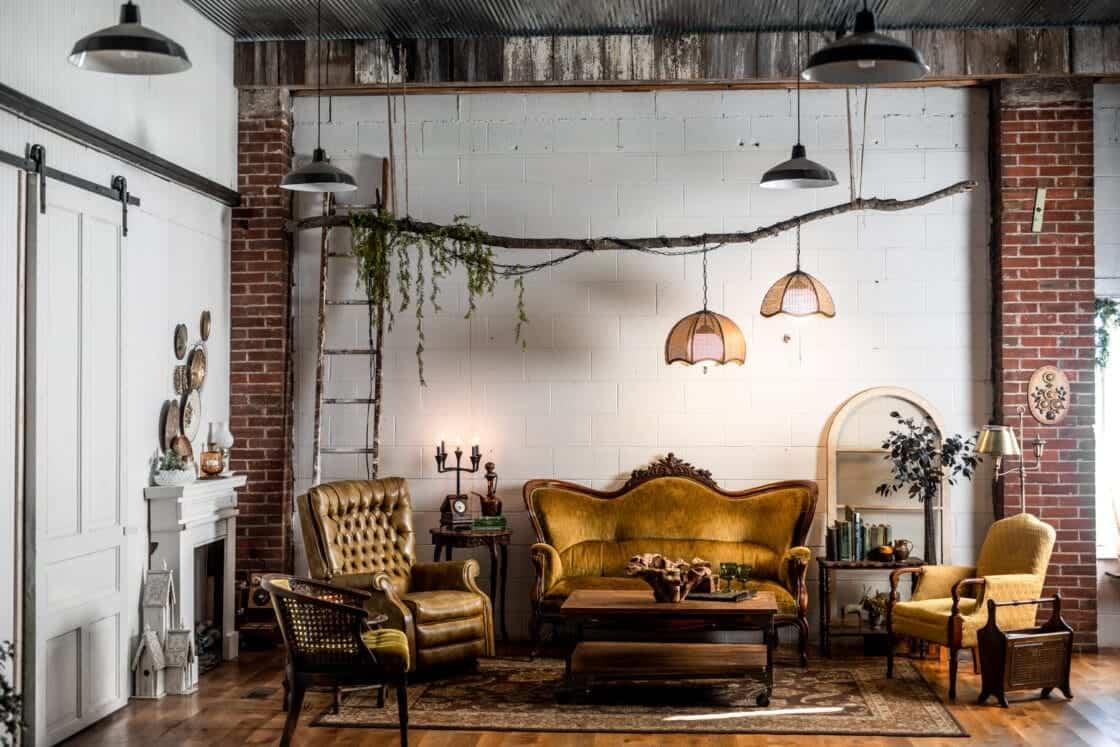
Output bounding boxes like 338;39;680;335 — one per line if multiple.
377;684;387;708
971;647;980;675
948;646;959;701
281;675;290;712
886;628;895;678
280;682;305;747
396;683;409;747
796;617;809;668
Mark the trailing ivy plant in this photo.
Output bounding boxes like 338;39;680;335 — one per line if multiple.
1096;298;1119;368
350;209;528;385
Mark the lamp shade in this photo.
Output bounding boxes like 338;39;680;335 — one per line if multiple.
665;310;746;368
976;424;1022;457
761;144;838;189
69;2;191;75
802;8;929;85
281;148;358;193
760;270;836;317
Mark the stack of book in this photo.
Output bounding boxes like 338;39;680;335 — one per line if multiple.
825;509;893;561
472;516;507;531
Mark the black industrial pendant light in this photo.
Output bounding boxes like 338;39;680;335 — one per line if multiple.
69;2;191;75
281;0;358;193
802;2;929;85
761;0;837;190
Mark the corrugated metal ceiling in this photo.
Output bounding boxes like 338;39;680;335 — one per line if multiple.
186;0;1120;41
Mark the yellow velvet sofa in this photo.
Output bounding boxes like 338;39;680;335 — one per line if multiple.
524;455;817;665
886;512;1056;700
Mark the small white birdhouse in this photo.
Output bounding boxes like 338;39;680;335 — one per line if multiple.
131;626;166;699
142;568;176;644
163;628;197;695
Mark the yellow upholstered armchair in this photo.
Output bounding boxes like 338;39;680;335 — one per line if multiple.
886;512;1056;700
297;478;495;672
525;456;816;666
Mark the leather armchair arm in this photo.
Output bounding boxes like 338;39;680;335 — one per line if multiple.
781;546;811;615
529;543;563;603
370;572;417;661
410;560;484;594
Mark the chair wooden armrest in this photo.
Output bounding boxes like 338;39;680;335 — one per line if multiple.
888;567;923;602
783;548;811;615
951;577;986;616
280;576;372;608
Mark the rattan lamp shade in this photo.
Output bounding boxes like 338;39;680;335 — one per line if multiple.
664;310;746;367
760;270;836;318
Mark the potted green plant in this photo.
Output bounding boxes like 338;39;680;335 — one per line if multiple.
875;411;981;564
153;449;195;487
860;588;890;629
1;641;21;746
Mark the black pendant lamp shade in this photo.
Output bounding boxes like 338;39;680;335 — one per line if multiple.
761;144;838;189
69;2;191;75
802;7;929;85
281;0;358;194
281;148;358;193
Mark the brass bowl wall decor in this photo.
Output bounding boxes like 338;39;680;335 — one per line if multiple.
187;345;207;390
180;389;202;441
172;434;194;462
160;399;180;451
173;364;189;395
174;323;188;359
200;310;212;341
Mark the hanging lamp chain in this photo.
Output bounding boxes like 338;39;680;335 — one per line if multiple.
795;221;801;271
795;0;801;145
316;0;322;151
702;243;709;311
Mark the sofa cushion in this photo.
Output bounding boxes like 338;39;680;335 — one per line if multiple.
540;575;797;615
403;590;486;624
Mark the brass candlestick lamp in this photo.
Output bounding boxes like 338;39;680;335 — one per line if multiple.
976;405;1045;517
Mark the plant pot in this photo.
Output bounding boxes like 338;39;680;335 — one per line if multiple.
154;469;196;487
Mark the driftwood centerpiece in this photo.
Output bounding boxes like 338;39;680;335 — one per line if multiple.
626;553;713;603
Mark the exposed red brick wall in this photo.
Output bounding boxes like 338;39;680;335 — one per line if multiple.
992;79;1096;649
232;88;293;572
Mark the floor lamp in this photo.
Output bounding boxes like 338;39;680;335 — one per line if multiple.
977;405;1045;517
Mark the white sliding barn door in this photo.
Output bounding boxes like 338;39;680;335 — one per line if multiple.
27;181;128;745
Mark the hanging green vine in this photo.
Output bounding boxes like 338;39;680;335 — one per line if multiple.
1097;298;1119;368
350;208;528;385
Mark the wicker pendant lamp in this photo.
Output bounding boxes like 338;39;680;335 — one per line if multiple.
760;223;836;318
665;248;746;369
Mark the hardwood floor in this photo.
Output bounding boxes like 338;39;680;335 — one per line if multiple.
64;647;1120;746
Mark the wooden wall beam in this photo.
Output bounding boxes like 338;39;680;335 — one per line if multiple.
234;26;1120;89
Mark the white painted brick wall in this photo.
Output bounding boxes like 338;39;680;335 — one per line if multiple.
291;87;994;641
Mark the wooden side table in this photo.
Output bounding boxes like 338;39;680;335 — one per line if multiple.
817;557;925;657
430;527;512;642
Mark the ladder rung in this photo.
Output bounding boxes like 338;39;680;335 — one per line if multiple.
328;252;353;258
326;299;370;306
324;348;377;356
321;447;376;454
322;397;377;405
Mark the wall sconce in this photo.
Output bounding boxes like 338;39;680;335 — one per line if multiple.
976;405;1045;517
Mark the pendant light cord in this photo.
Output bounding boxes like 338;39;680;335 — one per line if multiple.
316;0;322;151
795;221;801;271
795;0;802;145
701;243;709;311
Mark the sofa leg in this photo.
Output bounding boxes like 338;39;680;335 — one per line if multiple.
948;646;959;701
530;614;543;659
796;617;809;668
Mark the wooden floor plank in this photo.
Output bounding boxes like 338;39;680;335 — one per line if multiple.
61;648;1120;746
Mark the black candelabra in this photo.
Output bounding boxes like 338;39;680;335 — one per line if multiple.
435;440;481;498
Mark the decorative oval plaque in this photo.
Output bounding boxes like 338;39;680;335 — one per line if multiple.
1028;365;1070;425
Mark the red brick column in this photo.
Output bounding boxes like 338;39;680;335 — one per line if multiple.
232;88;293;572
992;79;1096;649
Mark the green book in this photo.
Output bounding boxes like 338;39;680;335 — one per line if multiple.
838;520;852;560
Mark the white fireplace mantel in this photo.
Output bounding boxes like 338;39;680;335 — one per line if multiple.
144;474;246;688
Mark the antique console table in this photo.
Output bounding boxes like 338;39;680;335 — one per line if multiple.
430;527;512;642
817;556;925;657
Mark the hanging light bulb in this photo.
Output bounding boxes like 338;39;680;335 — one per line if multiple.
69;2;191;75
665;246;747;370
761;0;837;190
802;2;929;85
281;0;358;193
760;223;836;318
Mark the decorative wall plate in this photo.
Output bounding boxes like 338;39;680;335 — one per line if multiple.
180;389;202;441
1028;365;1070;425
174;323;188;360
200;310;211;341
187;345;207;391
159;399;181;451
173;365;189;395
172;434;194;462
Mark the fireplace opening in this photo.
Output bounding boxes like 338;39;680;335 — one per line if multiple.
194;540;225;675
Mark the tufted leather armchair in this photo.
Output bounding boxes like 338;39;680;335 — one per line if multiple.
297;478;494;671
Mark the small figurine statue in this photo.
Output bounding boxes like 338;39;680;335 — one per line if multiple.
479;461;502;516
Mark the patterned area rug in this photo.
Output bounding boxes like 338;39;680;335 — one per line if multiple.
313;656;967;737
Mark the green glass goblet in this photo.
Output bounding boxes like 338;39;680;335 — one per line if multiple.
736;564;753;594
718;563;738;593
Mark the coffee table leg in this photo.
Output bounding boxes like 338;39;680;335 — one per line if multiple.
756;619;774;707
498;543;510;642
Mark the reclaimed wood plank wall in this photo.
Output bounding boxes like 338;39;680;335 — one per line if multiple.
235;26;1120;88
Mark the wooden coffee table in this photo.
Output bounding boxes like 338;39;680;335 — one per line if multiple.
558;589;779;706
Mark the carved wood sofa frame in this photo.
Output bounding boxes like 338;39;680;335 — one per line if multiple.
523;454;817;665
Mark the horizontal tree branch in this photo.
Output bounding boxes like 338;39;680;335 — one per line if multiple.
288;179;977;252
